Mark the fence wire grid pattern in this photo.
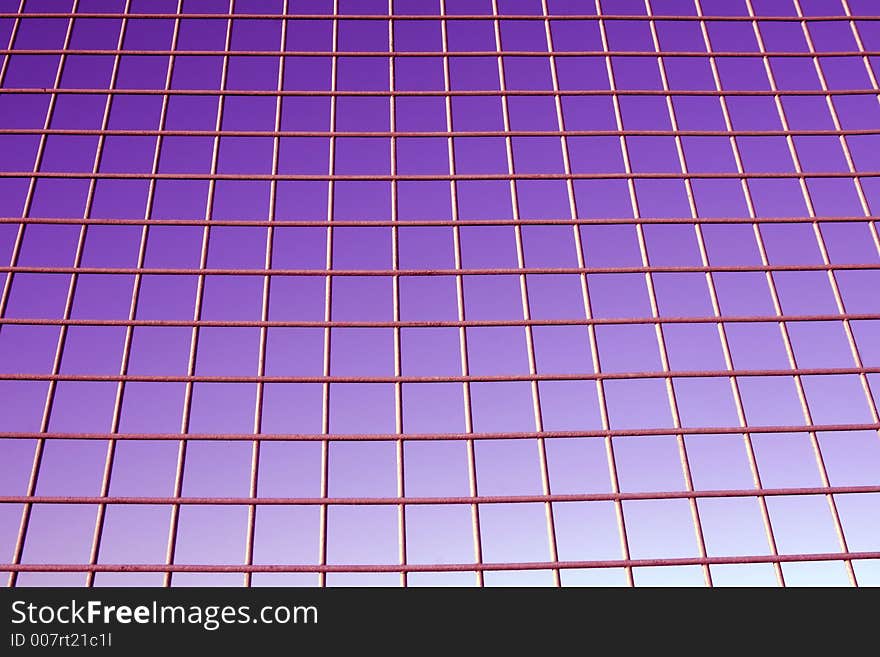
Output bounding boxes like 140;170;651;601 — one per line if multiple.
1;0;880;588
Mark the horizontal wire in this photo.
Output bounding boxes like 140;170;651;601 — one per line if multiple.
4;128;879;138
3;312;878;329
1;365;878;384
0;215;876;228
2;263;878;275
3;87;879;97
4;551;880;574
3;485;879;507
3;13;880;22
3;48;880;58
2;422;878;442
1;171;876;181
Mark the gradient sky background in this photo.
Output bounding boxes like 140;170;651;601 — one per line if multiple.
1;0;879;587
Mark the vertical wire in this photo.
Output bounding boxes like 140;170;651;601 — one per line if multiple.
85;0;184;588
490;0;560;588
163;0;236;588
844;5;880;255
0;0;27;324
842;0;880;142
541;0;634;590
388;0;407;588
0;0;62;589
7;0;99;589
244;0;289;589
844;2;880;261
590;0;635;588
840;0;880;448
795;1;880;430
693;0;786;587
439;0;484;587
318;0;340;588
0;0;23;87
596;0;682;587
643;0;713;588
0;5;31;583
745;0;856;586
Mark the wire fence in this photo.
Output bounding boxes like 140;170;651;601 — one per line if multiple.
1;0;879;587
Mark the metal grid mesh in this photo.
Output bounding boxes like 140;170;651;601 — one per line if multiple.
1;0;879;587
